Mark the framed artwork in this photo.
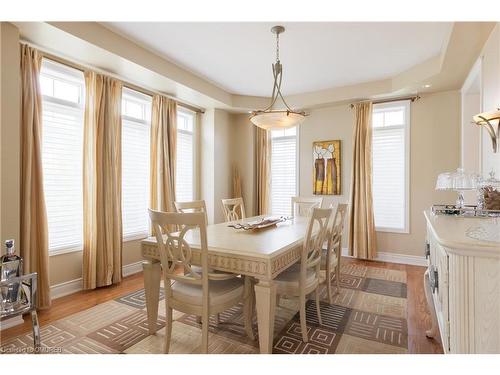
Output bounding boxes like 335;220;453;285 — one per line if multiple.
313;140;341;195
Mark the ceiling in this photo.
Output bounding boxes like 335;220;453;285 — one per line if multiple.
103;22;452;97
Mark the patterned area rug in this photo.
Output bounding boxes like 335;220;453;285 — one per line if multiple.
1;263;408;354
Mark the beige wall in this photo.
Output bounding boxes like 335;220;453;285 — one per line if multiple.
199;108;233;224
0;23;21;255
229;91;460;257
478;23;500;177
230;113;255;217
213;109;232;223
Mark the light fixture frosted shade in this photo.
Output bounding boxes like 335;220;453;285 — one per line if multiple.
473;109;500;125
250;110;305;130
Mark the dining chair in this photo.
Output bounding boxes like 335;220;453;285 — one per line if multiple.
221;197;246;222
174;200;224;324
174;200;209;225
148;209;254;353
290;196;323;217
321;203;348;304
274;207;332;342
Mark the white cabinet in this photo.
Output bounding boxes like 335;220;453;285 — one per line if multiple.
425;211;500;353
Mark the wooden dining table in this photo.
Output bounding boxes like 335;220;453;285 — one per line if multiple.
140;215;316;354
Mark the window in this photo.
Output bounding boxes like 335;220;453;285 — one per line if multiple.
175;108;195;202
40;59;85;253
121;88;152;239
270;127;298;215
372;101;410;233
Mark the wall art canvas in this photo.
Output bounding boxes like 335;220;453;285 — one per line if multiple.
313;140;341;195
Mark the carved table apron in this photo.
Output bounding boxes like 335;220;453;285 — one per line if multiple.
141;215;314;354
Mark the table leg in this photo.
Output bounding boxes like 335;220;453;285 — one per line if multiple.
142;260;161;335
254;279;276;354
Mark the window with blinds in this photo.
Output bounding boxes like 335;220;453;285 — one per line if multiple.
121;88;152;239
40;59;85;254
270;127;298;215
372;101;410;233
176;109;195;202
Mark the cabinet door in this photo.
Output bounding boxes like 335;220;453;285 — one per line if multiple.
435;242;450;351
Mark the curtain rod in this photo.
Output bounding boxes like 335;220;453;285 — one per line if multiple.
349;95;421;109
21;41;205;114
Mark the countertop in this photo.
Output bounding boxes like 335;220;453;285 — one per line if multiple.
424;209;500;256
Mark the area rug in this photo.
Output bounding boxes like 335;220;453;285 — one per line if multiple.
0;263;408;354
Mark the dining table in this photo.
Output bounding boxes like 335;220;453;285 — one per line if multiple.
140;214;317;354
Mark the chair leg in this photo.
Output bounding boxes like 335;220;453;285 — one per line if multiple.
276;294;280;307
299;294;308;343
315;289;322;325
201;310;209;354
164;305;173;354
31;309;40;352
335;259;341;294
326;266;333;305
243;276;255;340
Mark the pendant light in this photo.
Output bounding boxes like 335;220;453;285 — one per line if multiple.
250;25;306;130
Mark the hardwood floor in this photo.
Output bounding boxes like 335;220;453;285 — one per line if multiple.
0;258;443;353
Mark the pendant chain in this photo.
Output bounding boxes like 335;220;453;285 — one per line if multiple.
276;32;280;62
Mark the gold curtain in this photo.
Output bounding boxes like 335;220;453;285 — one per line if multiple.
82;72;123;290
255;127;270;215
20;45;51;309
348;102;377;259
150;95;177;214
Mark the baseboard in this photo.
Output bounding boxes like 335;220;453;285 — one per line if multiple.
122;260;143;277
341;248;427;267
50;260;144;300
0;315;24;331
50;278;83;299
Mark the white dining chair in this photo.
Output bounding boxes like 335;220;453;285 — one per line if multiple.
174;200;209;225
175;200;224;324
321;203;348;304
221;197;246;222
149;209;254;353
291;196;323;217
274;207;332;342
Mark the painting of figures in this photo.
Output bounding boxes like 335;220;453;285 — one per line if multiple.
313;140;341;195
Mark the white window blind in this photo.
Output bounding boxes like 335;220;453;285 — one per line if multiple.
372;101;410;233
175;109;195;202
40;59;85;253
121;88;152;239
270;127;297;215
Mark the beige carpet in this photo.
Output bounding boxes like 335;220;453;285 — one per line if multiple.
1;263;408;354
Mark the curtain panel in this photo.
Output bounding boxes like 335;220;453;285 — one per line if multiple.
255;127;270;215
150;95;177;215
82;72;123;290
20;45;51;309
348;101;377;259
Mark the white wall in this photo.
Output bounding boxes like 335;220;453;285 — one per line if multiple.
479;24;500;177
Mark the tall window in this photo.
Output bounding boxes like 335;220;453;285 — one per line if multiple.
40;59;85;253
372;101;410;233
270;127;298;215
121;88;152;239
176;108;195;202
